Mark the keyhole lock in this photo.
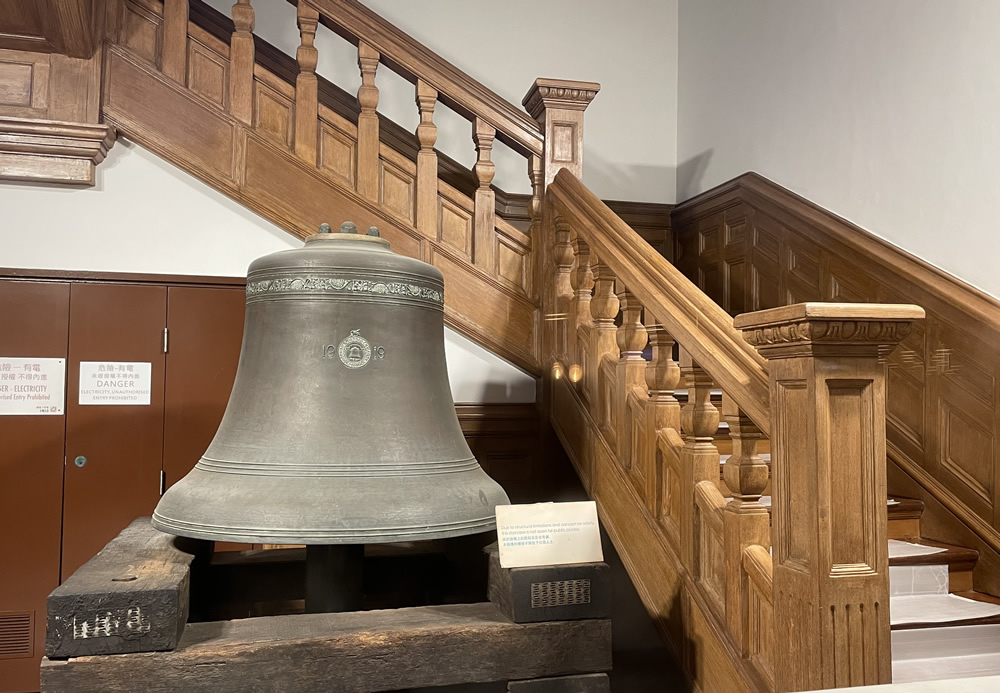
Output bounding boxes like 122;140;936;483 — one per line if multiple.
74;456;87;468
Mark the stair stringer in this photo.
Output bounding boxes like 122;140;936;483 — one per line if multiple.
100;42;542;376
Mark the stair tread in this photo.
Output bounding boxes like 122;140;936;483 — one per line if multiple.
886;496;924;520
891;592;1000;630
888;539;978;567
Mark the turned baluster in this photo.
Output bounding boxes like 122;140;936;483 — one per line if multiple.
162;0;189;84
615;285;648;462
544;214;574;364
645;322;682;515
587;259;619;403
414;80;438;239
527;154;543;302
228;0;255;124
721;397;770;650
473;117;497;273
678;347;721;572
294;1;320;164
568;234;594;370
356;41;380;201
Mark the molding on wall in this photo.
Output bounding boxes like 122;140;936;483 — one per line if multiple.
672;170;1000;570
0;267;245;287
0;116;115;185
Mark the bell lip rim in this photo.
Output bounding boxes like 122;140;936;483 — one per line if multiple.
150;513;501;545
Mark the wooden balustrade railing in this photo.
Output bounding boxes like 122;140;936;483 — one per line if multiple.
543;168;925;691
115;0;592;370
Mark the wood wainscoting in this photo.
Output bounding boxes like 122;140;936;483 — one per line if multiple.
672;172;1000;595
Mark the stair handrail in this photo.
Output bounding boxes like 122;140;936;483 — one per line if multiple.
542;166;924;691
546;167;772;431
290;0;544;158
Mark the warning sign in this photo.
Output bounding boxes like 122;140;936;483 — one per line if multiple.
0;357;66;415
79;362;152;406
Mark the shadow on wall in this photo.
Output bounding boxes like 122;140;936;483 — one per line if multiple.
583;150;678;205
675;150;714;202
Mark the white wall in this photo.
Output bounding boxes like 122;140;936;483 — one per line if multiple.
677;0;1000;299
202;0;679;203
0;140;535;403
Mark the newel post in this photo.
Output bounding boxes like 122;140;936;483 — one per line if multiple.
735;303;924;691
522;79;601;188
523;79;599;384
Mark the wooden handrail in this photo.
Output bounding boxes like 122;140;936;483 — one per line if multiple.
291;0;544;158
547;168;771;433
742;544;772;600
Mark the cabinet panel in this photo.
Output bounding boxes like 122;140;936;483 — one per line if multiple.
0;280;69;693
62;283;166;579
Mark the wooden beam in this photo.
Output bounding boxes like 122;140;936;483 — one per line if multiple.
41;603;611;693
45;518;203;658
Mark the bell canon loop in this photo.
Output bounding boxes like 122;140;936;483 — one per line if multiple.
152;222;510;545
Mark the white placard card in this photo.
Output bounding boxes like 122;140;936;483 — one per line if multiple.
495;501;603;569
0;357;66;415
79;362;153;405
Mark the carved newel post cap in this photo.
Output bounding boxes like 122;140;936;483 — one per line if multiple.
522;78;601;120
734;302;925;358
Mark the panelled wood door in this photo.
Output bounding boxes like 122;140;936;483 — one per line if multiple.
0;280;70;693
162;286;246;551
61;283;167;579
162;286;245;489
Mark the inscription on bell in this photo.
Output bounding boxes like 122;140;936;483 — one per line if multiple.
323;329;385;369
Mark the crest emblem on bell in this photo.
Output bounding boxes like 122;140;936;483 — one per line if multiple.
151;221;511;546
338;330;372;369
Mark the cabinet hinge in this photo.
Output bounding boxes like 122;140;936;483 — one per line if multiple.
162;328;169;354
160;470;166;496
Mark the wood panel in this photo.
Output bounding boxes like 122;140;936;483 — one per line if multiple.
0;0;104;59
105;45;235;181
673;172;1000;592
0;280;69;693
62;283;167;580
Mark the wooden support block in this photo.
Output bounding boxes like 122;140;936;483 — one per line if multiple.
508;673;610;692
40;603;612;693
487;545;611;623
45;518;204;659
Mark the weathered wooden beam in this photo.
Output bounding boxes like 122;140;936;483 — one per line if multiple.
45;518;206;659
41;603;612;693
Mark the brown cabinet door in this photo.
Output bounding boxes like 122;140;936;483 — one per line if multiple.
163;286;247;552
62;283;167;579
162;286;245;488
0;280;70;693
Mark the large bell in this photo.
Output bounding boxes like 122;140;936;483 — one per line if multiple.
152;222;510;545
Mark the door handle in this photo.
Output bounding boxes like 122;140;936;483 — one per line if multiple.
74;455;87;468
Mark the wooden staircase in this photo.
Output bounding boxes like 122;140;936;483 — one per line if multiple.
5;0;1000;691
103;0;548;374
885;498;1000;681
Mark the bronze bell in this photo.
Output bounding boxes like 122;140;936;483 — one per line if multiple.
152;222;510;546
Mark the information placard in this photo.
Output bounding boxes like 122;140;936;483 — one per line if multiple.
495;501;603;568
0;357;66;415
79;362;152;406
